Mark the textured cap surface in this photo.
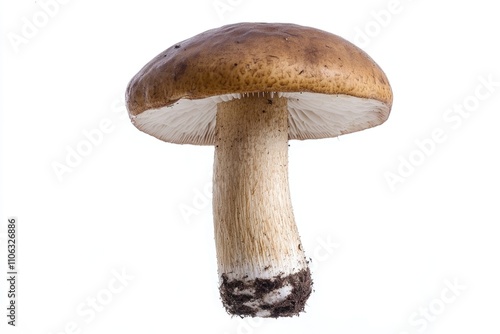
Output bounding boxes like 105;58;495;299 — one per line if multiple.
126;22;393;145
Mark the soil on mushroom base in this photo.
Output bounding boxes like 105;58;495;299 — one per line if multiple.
219;268;312;318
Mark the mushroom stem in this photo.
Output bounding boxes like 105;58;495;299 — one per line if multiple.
213;93;312;318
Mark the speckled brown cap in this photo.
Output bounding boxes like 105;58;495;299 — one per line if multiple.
126;22;393;145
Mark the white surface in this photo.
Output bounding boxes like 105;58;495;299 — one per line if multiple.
1;0;499;333
133;92;388;144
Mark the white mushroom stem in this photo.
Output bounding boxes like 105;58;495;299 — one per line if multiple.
213;93;311;318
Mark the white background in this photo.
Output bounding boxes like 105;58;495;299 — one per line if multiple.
1;0;499;333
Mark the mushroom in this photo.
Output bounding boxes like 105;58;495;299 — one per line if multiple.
126;22;393;318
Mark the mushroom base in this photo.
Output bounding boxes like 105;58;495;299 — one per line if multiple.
220;268;312;318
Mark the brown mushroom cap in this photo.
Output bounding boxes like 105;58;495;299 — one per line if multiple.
126;22;393;145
